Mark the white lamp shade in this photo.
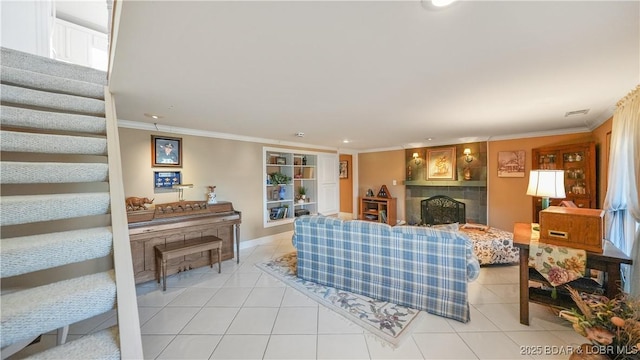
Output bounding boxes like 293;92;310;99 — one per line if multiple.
526;170;566;198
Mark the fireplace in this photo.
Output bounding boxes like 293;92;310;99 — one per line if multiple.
405;142;488;225
421;195;466;226
405;185;487;225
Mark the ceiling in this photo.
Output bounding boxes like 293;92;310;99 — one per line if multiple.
107;1;639;152
56;0;109;33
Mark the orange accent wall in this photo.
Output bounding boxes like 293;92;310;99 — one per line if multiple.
591;117;613;208
355;126;614;231
358;150;405;223
487;132;595;231
339;154;353;213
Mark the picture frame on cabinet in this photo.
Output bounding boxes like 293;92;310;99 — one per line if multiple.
497;150;525;177
152;135;182;167
426;146;456;180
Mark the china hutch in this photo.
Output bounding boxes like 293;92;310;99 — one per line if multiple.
531;141;596;223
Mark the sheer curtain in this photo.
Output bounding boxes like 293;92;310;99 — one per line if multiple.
603;85;640;296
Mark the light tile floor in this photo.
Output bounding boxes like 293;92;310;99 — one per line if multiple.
13;231;588;360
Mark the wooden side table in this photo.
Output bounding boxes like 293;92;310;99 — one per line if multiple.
512;222;632;325
154;236;223;291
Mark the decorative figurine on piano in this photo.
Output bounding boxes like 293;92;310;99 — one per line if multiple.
207;185;217;204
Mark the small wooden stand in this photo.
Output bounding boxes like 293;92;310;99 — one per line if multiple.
359;197;397;225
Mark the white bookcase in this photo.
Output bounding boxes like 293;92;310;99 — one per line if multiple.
263;147;318;227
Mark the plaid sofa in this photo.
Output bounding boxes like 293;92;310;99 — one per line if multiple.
293;215;480;323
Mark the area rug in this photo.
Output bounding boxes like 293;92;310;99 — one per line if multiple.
255;252;425;348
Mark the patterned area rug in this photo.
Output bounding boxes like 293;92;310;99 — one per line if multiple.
255;252;424;348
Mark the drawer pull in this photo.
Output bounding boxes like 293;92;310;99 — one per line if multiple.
548;230;568;239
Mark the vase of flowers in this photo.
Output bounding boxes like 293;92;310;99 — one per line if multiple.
559;287;640;360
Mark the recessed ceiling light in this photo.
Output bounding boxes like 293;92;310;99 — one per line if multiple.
431;0;456;7
343;139;350;143
295;132;305;138
426;138;433;141
144;113;163;119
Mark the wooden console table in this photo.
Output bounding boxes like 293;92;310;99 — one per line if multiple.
128;201;241;284
513;222;632;325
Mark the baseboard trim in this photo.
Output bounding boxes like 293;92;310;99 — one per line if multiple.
239;230;294;250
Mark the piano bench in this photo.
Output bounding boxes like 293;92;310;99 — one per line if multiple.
154;236;223;291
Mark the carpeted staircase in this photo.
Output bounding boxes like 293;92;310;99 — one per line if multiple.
0;47;143;359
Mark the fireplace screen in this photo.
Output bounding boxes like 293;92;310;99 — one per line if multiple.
421;195;466;226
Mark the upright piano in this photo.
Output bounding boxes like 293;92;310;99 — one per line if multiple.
127;201;241;284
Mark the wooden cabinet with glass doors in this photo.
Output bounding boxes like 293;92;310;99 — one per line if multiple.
531;141;596;223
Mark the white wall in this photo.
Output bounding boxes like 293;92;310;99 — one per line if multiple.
0;0;52;56
118;127;339;242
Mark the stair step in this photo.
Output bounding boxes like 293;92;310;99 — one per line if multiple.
24;327;120;360
1;270;116;348
0;130;107;155
1;47;107;86
0;106;106;134
1;162;109;184
1;227;113;278
0;84;105;116
1;67;105;100
0;192;110;226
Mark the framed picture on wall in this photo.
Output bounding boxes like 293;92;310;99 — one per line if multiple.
339;160;348;179
497;150;525;177
154;171;181;188
152;135;182;167
426;147;456;180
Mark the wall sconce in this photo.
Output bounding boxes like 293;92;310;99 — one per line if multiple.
463;148;474;163
412;152;421;165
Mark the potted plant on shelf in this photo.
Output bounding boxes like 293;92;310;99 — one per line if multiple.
297;186;307;203
269;172;291;201
269;172;291;185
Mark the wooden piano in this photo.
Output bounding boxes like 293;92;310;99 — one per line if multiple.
127;201;241;284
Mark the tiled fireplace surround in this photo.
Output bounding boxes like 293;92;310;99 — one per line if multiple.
404;142;488;226
405;185;487;225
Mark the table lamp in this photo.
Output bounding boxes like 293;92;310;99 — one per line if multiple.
526;170;565;210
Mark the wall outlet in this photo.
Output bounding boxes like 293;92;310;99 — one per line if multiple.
392;180;397;186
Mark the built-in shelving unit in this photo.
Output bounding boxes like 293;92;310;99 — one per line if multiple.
264;147;317;227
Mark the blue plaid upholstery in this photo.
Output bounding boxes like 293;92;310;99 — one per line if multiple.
293;215;480;323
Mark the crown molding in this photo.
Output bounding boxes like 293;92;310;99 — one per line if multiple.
119;120;594;154
585;106;615;131
117;119;338;152
487;126;592;142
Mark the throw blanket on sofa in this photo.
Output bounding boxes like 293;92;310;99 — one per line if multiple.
293;215;480;323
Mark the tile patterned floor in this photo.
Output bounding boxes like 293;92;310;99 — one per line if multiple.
12;231;588;359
